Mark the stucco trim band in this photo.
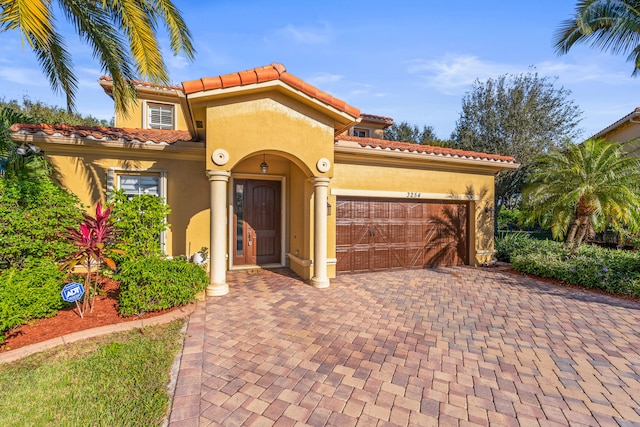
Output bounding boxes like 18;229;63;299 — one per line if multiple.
331;189;480;201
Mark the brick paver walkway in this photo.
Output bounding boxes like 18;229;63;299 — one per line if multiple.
167;267;640;426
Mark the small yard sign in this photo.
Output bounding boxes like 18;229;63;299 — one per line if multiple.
62;282;85;318
61;282;84;303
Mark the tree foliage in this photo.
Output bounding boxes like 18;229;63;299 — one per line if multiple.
451;72;583;209
0;97;112;127
522;138;640;251
0;175;84;269
384;121;452;147
556;0;640;76
0;0;195;113
111;190;171;261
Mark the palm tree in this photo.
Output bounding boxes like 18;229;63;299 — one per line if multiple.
0;0;195;114
555;1;640;75
523;138;640;251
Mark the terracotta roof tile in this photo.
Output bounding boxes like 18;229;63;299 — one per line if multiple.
360;113;394;124
337;135;517;164
202;76;222;91
9;123;193;145
182;63;360;118
98;75;182;92
238;69;258;85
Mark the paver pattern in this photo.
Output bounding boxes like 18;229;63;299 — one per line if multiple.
168;267;640;426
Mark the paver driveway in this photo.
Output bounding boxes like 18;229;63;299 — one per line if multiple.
168;267;640;426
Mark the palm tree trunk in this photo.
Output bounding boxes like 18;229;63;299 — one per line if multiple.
574;217;590;247
564;217;580;249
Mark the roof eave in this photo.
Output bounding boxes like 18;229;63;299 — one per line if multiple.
334;140;519;171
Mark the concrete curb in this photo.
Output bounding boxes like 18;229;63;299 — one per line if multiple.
0;302;199;365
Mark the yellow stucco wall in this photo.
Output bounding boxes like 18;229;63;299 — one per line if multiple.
601;121;640;145
37;140;209;260
114;93;189;131
203;92;335;175
331;161;497;266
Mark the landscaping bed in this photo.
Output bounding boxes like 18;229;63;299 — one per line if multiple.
0;275;184;352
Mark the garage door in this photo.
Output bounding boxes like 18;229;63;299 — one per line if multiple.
336;198;469;273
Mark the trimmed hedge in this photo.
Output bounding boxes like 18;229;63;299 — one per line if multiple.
117;257;208;316
0;259;67;343
495;234;640;298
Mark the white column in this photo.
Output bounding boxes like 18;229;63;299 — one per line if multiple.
206;170;230;296
310;177;330;288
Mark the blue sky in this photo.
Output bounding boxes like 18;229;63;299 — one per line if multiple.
0;1;637;139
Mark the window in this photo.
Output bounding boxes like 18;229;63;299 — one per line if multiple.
147;103;174;130
353;128;369;138
118;174;160;198
108;168;168;251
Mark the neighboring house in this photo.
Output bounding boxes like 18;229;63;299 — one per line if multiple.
10;63;518;296
593;107;640;143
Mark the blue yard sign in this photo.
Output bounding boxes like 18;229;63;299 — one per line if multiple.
61;282;84;303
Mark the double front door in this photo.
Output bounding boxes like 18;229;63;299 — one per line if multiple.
233;179;281;266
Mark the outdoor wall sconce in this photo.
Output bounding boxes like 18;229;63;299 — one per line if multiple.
327;202;332;216
484;206;495;218
260;154;269;174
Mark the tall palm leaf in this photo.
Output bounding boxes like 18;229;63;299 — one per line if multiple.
0;0;195;113
523;138;640;251
555;0;640;75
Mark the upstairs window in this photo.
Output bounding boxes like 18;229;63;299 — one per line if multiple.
147;103;174;130
353;128;369;138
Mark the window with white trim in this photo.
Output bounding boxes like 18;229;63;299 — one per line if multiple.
147;103;174;130
108;169;168;251
118;174;161;198
352;127;369;138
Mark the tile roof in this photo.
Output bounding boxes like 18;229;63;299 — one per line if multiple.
9;124;193;145
360;113;394;125
182;63;360;118
592;107;640;139
336;135;517;164
98;75;183;92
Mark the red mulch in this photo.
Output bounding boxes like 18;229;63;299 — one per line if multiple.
1;276;179;352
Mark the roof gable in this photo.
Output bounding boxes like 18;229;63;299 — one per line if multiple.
182;63;360;119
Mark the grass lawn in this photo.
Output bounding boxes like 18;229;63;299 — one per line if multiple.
0;320;185;426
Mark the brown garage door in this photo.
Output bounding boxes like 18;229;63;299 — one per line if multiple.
336;198;469;273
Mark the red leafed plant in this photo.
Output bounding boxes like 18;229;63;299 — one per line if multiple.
61;202;123;316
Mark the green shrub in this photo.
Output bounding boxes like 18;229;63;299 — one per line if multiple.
0;259;67;343
0;177;84;269
111;190;171;261
497;208;521;230
495;231;531;262
117;257;207;316
510;240;640;298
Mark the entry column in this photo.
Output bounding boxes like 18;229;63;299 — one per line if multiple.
310;177;330;288
207;170;230;296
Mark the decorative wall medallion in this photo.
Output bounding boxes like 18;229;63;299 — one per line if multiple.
212;149;229;166
316;157;331;173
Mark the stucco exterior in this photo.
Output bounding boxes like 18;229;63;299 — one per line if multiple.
11;63;518;296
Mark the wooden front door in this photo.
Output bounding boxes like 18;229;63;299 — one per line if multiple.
233;179;281;266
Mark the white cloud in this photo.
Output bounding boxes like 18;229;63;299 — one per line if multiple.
274;22;333;45
0;67;48;86
306;72;343;86
534;60;634;84
407;54;516;95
